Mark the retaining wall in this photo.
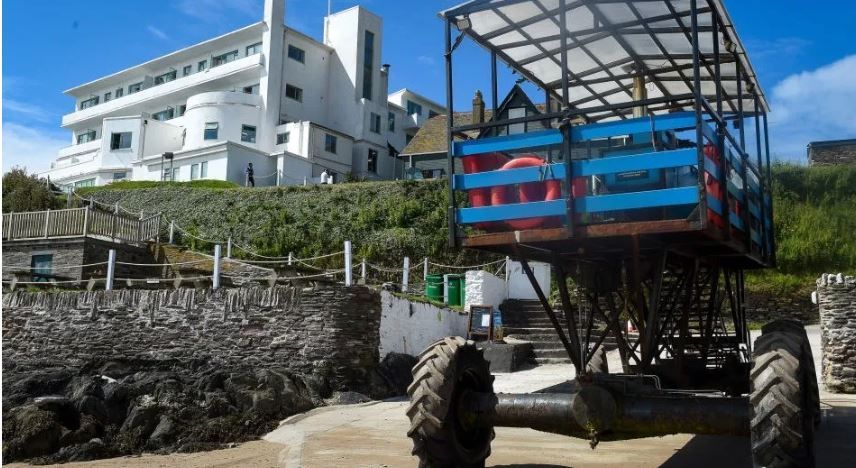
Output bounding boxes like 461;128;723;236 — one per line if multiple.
2;285;381;391
379;291;469;357
817;273;856;393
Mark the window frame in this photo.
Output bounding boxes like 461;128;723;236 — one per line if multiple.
73;178;96;188
241;124;257;143
388;112;395;132
245;42;262;56
204;122;219;141
115;88;124;98
110;132;132;150
191;163;200;180
287;45;306;64
285;84;303;102
30;254;54;282
79;96;99;110
104;91;112;102
128;82;143;94
183;65;192;76
152;108;175;121
77;130;97;145
370;112;381;134
406;100;423;116
324;134;337;154
154;70;177;85
198;60;208;72
212;50;239;67
113;172;127;180
362;30;375;101
367;148;378;173
276;132;290;145
200;161;208;178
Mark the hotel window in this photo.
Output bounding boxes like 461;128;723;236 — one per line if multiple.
178;104;186;116
198;60;208;72
388;112;395;132
30;254;53;282
113;172;127;180
128;82;143;94
276;132;290;145
285;84;303;102
200;161;208;178
79;96;99;110
241;125;256;143
115;88;124;98
204;122;219;140
370;113;381;133
324;134;337;154
242;84;259;95
152;108;174;121
110;132;132;150
406;100;422;116
104;91;112;102
367;149;378;173
191;163;200;180
246;42;262;56
287;45;305;63
74;178;96;188
154;70;177;85
183;65;192;76
362;30;375;100
212;50;238;67
77;130;97;144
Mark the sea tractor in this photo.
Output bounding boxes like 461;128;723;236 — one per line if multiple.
406;1;819;467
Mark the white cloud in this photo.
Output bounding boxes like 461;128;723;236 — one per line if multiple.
147;25;169;40
176;0;261;22
3;99;54;122
2;123;69;174
767;55;856;161
417;55;437;66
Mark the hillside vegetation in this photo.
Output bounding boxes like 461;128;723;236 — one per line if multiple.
79;164;856;291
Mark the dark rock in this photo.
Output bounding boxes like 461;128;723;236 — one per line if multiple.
325;391;372;405
375;352;418;396
121;404;159;437
74;395;109;424
9;369;73;402
203;392;235;418
148;416;176;444
3;405;64;459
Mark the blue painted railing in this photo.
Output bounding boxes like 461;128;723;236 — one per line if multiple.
452;112;772;255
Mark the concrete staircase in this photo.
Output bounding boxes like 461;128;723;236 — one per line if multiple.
501;299;616;365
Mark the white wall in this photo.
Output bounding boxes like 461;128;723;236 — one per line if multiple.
379;291;469;358
142;118;184;157
465;270;507;312
506;261;552;300
183;91;262;150
225;144;278;186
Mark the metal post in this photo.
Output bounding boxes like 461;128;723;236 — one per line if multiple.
169;220;175;244
344;240;353;286
44;210;51;238
712;12;729;238
762;111;776;264
106;249;116;291
444;18;457;249
288;252;293;266
83;206;90;236
226;237;232;258
402;256;410;293
754;94;767;258
361;258;367;283
736;60;745;151
490;50;498;112
423;257;429;280
691;0;707;229
559;0;575;236
213;244;221;289
114;202;119;214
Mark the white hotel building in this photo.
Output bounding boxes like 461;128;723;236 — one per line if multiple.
41;0;444;188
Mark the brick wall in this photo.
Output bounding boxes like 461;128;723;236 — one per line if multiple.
808;141;856;166
2;285;382;392
817;274;856;393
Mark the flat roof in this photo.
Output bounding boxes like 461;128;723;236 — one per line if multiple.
440;0;768;121
64;22;264;97
389;88;446;110
807;138;856;149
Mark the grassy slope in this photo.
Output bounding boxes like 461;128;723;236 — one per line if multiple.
82;165;856;294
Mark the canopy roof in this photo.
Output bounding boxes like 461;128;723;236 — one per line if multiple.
441;0;768;121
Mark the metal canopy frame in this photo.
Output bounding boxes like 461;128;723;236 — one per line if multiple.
441;0;769;121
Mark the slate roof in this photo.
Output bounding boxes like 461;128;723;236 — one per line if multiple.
401;110;494;157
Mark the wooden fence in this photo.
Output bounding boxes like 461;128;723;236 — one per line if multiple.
3;207;161;243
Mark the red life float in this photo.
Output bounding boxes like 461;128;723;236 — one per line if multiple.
461;152;510;230
491;156;563;230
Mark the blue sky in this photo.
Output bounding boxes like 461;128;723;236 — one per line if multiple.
3;0;856;173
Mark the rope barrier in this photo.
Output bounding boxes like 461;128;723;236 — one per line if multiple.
3;261;110;270
428;259;506;270
113;259;210;267
2;278;104;285
221;269;345;281
172;223;226;244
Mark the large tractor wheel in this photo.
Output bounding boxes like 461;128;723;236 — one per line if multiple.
406;337;495;468
761;319;821;427
750;324;816;468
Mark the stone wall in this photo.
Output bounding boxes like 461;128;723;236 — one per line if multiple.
745;290;817;324
808;140;856;166
2;285;381;392
817;274;856;393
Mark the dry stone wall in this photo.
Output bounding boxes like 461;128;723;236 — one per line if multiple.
745;291;817;324
817;273;856;393
2;285;381;392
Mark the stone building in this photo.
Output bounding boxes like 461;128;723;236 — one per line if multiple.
807;138;856;166
817;273;856;393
